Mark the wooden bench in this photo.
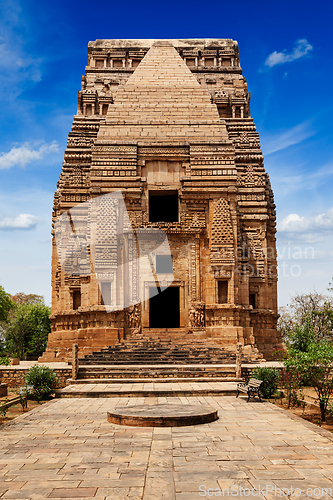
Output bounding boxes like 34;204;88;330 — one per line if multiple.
236;378;263;402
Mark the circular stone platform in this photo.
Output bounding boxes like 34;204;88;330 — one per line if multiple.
107;404;218;427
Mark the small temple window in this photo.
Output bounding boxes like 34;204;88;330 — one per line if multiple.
102;104;108;115
186;58;195;67
73;290;81;310
218;281;228;304
149;191;178;222
156;255;173;274
95;59;104;68
249;293;257;309
101;282;112;306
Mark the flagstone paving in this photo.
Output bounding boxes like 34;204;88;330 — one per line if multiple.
1;396;333;499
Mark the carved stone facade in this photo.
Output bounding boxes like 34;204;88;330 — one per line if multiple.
40;39;283;362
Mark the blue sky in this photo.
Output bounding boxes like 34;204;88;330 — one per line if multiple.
0;0;333;307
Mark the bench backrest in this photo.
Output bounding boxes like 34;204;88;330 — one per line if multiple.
248;378;263;388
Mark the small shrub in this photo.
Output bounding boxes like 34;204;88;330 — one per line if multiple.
24;365;59;400
252;366;280;398
0;404;8;418
0;356;10;366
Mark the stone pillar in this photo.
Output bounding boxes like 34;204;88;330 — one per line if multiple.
91;103;95;115
83;103;87;116
128;59;132;68
195;57;198;66
72;343;79;380
240;106;244;118
232;106;236;118
236;342;242;379
110;59;113;68
99;104;103;115
122;58;126;68
104;59;107;68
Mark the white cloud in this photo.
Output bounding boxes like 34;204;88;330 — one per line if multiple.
0;213;39;230
279;208;333;236
265;39;313;67
261;121;315;155
0;141;59;169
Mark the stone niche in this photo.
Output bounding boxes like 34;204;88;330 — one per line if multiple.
40;38;283;362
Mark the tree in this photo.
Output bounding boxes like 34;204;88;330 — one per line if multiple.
0;285;14;322
286;343;333;421
10;293;44;305
3;299;51;359
278;292;333;349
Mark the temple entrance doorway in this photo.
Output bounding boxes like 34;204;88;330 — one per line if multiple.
149;286;180;328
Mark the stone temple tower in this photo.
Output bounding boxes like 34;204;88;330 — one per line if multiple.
40;39;283;362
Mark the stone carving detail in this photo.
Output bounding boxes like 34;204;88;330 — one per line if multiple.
188;302;205;328
246;230;264;260
211;199;233;246
67;136;95;147
125;303;141;333
237;165;266;187
139;147;188;157
94;196;118;269
93;145;137;154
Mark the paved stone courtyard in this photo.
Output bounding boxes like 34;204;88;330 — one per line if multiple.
1;396;333;499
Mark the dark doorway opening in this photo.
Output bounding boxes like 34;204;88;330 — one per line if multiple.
218;281;228;304
149;286;180;328
149;191;178;222
249;293;257;309
73;290;81;310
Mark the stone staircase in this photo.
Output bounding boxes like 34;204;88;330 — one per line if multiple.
69;329;260;383
75;365;238;381
78;330;256;366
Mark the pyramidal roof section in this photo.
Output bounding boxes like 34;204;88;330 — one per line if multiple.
106;41;222;125
125;41;203;89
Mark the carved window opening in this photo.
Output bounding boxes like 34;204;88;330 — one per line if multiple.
217;105;230;118
102;104;108;115
86;104;92;116
186;58;195;67
149;191;178;222
95;59;104;68
101;282;112;306
218;280;228;304
73;290;81;310
156;255;173;274
205;58;214;66
113;59;122;68
235;107;241;118
249;293;257;309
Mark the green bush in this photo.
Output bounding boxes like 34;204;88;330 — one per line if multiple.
0;355;10;366
24;365;59;400
252;366;280;398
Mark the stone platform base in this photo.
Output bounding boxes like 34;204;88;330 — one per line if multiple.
107;403;218;427
56;381;238;398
